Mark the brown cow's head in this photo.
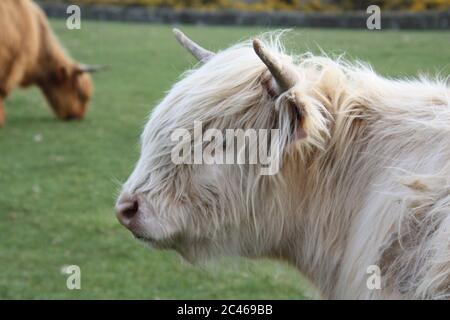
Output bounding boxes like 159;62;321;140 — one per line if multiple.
40;63;101;120
116;30;332;262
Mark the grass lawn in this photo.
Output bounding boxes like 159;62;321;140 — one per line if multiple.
0;20;449;299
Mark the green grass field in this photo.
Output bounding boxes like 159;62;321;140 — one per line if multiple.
0;20;449;299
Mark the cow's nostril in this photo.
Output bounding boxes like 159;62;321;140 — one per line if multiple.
123;201;139;218
116;198;139;227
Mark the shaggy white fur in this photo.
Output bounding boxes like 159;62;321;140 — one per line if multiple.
119;32;450;299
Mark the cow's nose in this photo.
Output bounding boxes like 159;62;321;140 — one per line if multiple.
116;195;139;228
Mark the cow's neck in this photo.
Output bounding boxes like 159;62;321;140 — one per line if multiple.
275;119;380;299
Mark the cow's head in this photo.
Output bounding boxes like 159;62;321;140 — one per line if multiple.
40;63;101;120
116;30;332;261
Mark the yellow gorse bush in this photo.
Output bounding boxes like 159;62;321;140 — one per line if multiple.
41;0;450;12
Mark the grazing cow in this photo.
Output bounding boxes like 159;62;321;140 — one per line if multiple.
0;0;101;127
116;29;450;299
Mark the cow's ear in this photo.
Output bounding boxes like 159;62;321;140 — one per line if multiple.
261;72;282;99
278;90;307;143
53;66;68;83
277;88;329;150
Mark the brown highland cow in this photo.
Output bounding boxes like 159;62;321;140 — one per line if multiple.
0;0;100;127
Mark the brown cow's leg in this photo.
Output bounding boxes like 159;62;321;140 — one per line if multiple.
0;98;5;127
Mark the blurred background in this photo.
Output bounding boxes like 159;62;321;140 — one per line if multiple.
39;0;450;12
0;0;449;299
36;0;450;30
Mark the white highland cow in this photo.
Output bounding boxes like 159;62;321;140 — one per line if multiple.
116;30;450;299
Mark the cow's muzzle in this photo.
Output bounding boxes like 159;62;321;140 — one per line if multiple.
115;193;139;229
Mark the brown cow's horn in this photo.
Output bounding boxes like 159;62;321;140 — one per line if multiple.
78;64;106;73
253;39;298;92
173;28;214;63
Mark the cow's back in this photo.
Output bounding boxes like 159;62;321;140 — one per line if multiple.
0;0;42;93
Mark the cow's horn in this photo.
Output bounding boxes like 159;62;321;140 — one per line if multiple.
253;39;298;92
173;28;214;63
78;64;106;73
